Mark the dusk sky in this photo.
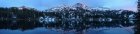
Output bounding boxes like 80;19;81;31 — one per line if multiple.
0;0;137;11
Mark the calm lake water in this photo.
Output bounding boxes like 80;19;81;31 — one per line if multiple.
0;19;139;34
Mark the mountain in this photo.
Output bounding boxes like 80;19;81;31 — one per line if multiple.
0;3;137;20
46;3;113;12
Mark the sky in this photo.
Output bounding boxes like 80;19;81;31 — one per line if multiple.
0;0;137;11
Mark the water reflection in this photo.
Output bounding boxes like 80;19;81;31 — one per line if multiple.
0;19;139;34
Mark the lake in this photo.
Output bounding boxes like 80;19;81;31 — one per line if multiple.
0;19;139;34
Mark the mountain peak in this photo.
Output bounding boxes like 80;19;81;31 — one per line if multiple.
73;3;87;8
47;3;111;12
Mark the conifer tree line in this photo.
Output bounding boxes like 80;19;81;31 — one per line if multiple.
134;0;140;34
0;6;137;20
137;0;140;19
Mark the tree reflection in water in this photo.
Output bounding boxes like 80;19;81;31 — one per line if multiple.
0;19;138;34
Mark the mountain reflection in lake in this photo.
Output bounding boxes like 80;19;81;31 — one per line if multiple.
0;19;139;34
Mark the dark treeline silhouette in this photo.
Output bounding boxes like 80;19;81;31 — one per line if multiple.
134;20;140;34
0;7;136;19
0;7;41;19
135;0;140;34
137;0;140;20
